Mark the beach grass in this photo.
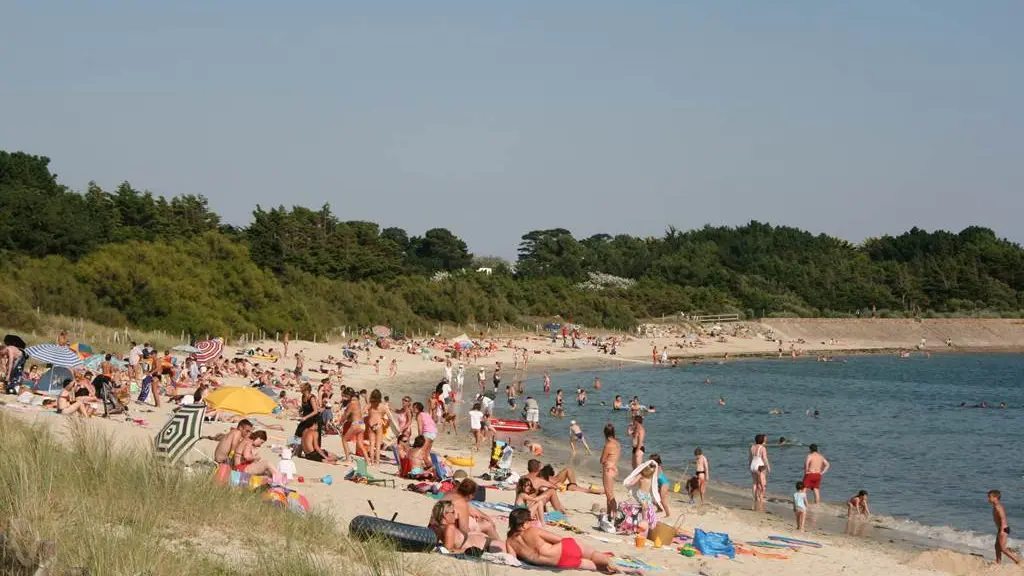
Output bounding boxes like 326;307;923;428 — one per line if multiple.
0;413;438;575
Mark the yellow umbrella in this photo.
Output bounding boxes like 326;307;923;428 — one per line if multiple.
204;386;278;415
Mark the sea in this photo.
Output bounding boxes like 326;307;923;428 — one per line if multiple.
502;353;1024;553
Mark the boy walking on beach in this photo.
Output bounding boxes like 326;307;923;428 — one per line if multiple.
793;481;808;531
988;490;1020;565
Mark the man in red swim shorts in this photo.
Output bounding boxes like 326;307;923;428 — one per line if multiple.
803;443;831;504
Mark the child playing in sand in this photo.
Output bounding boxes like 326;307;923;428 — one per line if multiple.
988;490;1020;565
793;481;808;531
848;490;871;517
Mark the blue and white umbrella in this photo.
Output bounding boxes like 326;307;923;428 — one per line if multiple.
25;344;84;369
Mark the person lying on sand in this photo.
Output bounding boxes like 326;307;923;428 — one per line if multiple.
505;508;634;574
430;500;506;554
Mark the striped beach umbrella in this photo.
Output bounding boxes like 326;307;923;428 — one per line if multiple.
194;339;223;364
25;344;84;369
154;403;207;464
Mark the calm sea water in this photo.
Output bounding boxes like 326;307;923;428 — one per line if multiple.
511;353;1024;549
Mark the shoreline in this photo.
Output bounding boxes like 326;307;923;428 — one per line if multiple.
7;322;1024;575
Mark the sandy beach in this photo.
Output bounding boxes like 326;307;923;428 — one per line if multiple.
5;319;1024;575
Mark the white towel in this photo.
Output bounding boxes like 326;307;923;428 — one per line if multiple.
622;459;662;508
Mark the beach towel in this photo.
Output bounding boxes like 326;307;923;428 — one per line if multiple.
693;528;735;559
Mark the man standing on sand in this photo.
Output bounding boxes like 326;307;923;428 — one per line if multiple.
989;490;1020;565
803;444;831;504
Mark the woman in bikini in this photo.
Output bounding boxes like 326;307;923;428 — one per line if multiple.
340;388;364;463
515;477;556;522
365;389;384;466
429;500;505;554
505;508;624;573
56;379;92;418
749;433;770;511
599;424;620;531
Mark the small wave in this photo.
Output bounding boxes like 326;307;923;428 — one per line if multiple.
876;516;1017;551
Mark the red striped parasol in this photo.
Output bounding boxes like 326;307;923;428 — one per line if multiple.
194;339;223;364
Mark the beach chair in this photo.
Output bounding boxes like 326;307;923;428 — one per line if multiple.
349;457;395;488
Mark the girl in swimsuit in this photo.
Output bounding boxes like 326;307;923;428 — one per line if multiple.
413;402;437;454
599;424;620;530
56;380;91;418
505;509;623;573
749;434;770;511
340;389;363;463
429;500;505;553
366;389;384;466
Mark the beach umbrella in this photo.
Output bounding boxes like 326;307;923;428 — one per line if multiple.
204;386;278;415
172;344;200;354
3;334;26;349
372;325;391;338
25;344;84;369
194;339;223;364
83;354;127;372
69;342;93;358
154;403;207;464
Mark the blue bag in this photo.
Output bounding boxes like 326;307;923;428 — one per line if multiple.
693;528;736;559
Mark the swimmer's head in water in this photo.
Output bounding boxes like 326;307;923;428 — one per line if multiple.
508;508;532;538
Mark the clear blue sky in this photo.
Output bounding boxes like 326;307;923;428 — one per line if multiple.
3;1;1022;257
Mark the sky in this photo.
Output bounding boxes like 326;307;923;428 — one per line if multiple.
2;1;1022;257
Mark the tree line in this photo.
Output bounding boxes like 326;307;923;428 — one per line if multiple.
1;150;1021;337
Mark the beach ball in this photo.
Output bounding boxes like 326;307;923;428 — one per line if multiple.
287;492;310;514
214;464;231;485
262;487;288;508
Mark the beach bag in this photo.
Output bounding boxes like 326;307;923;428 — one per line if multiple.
137;376;152;402
693;528;735;559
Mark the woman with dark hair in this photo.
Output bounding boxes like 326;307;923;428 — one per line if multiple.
749;433;770;511
599;423;620;532
505;508;623;572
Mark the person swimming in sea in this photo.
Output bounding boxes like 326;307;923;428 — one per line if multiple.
718;397;726;407
612;395;623;411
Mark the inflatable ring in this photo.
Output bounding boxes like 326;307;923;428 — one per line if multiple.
348;515;438;552
445;456;475;467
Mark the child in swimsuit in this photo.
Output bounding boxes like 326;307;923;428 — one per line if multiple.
793;481;808;531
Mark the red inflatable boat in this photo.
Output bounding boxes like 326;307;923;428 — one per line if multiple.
490;419;529;432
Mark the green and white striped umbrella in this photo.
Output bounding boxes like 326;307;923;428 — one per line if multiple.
154;403;206;464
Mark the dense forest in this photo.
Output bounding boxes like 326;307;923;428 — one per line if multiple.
1;150;1022;337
